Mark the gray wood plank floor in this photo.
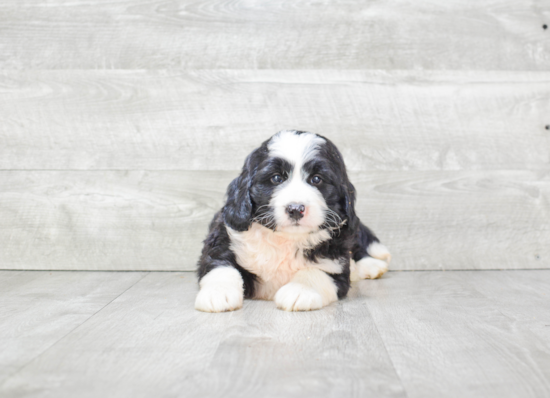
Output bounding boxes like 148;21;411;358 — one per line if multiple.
0;0;548;70
0;271;148;386
0;270;549;398
366;272;550;398
2;170;549;271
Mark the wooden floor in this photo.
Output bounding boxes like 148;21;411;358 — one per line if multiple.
1;270;549;398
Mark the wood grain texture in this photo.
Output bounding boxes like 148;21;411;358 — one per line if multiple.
1;169;548;271
1;270;549;397
365;271;550;398
0;170;228;271
0;272;407;398
0;271;147;386
1;70;549;171
353;169;550;271
0;0;549;70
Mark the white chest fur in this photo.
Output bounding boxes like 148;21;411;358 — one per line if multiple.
227;223;341;299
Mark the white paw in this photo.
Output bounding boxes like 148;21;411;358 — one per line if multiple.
274;282;324;312
355;257;388;279
195;267;244;313
195;287;243;313
367;242;391;263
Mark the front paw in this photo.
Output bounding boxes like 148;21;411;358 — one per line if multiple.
195;287;243;313
274;282;324;312
195;266;244;313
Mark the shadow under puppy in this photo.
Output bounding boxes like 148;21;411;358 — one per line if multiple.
196;130;391;312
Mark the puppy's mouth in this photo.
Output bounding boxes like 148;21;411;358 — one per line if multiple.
279;219;320;235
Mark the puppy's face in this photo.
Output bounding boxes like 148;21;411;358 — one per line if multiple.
223;130;356;234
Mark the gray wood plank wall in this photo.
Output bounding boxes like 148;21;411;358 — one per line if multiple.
1;1;549;271
2;170;549;271
1;0;549;70
1;70;549;171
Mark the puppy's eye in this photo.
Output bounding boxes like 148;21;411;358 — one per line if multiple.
310;175;322;185
270;174;284;185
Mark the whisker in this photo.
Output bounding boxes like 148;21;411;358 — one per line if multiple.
252;207;277;230
322;208;344;235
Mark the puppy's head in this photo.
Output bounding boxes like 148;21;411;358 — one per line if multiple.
223;130;358;234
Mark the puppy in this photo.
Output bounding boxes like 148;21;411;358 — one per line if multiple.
195;130;390;312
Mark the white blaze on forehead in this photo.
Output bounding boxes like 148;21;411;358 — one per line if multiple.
267;131;328;233
268;130;326;170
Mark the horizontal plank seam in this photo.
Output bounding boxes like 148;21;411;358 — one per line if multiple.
1;269;549;273
0;271;151;388
0;169;245;172
1;168;550;172
1;69;550;74
1;169;549;174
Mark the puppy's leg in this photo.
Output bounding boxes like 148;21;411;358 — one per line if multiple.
195;266;244;313
195;211;256;312
351;222;391;280
275;268;338;312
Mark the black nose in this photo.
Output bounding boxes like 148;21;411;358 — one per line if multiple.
286;203;305;221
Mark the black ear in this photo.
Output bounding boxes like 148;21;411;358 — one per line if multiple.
342;181;359;232
222;151;258;232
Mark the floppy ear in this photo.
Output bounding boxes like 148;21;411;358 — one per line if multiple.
222;152;257;232
317;135;359;231
342;181;359;231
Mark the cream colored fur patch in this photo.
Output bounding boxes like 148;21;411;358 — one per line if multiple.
227;223;338;300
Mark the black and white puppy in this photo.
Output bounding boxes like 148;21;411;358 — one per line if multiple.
196;130;391;312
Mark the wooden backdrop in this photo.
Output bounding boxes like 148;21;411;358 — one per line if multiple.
1;0;549;271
